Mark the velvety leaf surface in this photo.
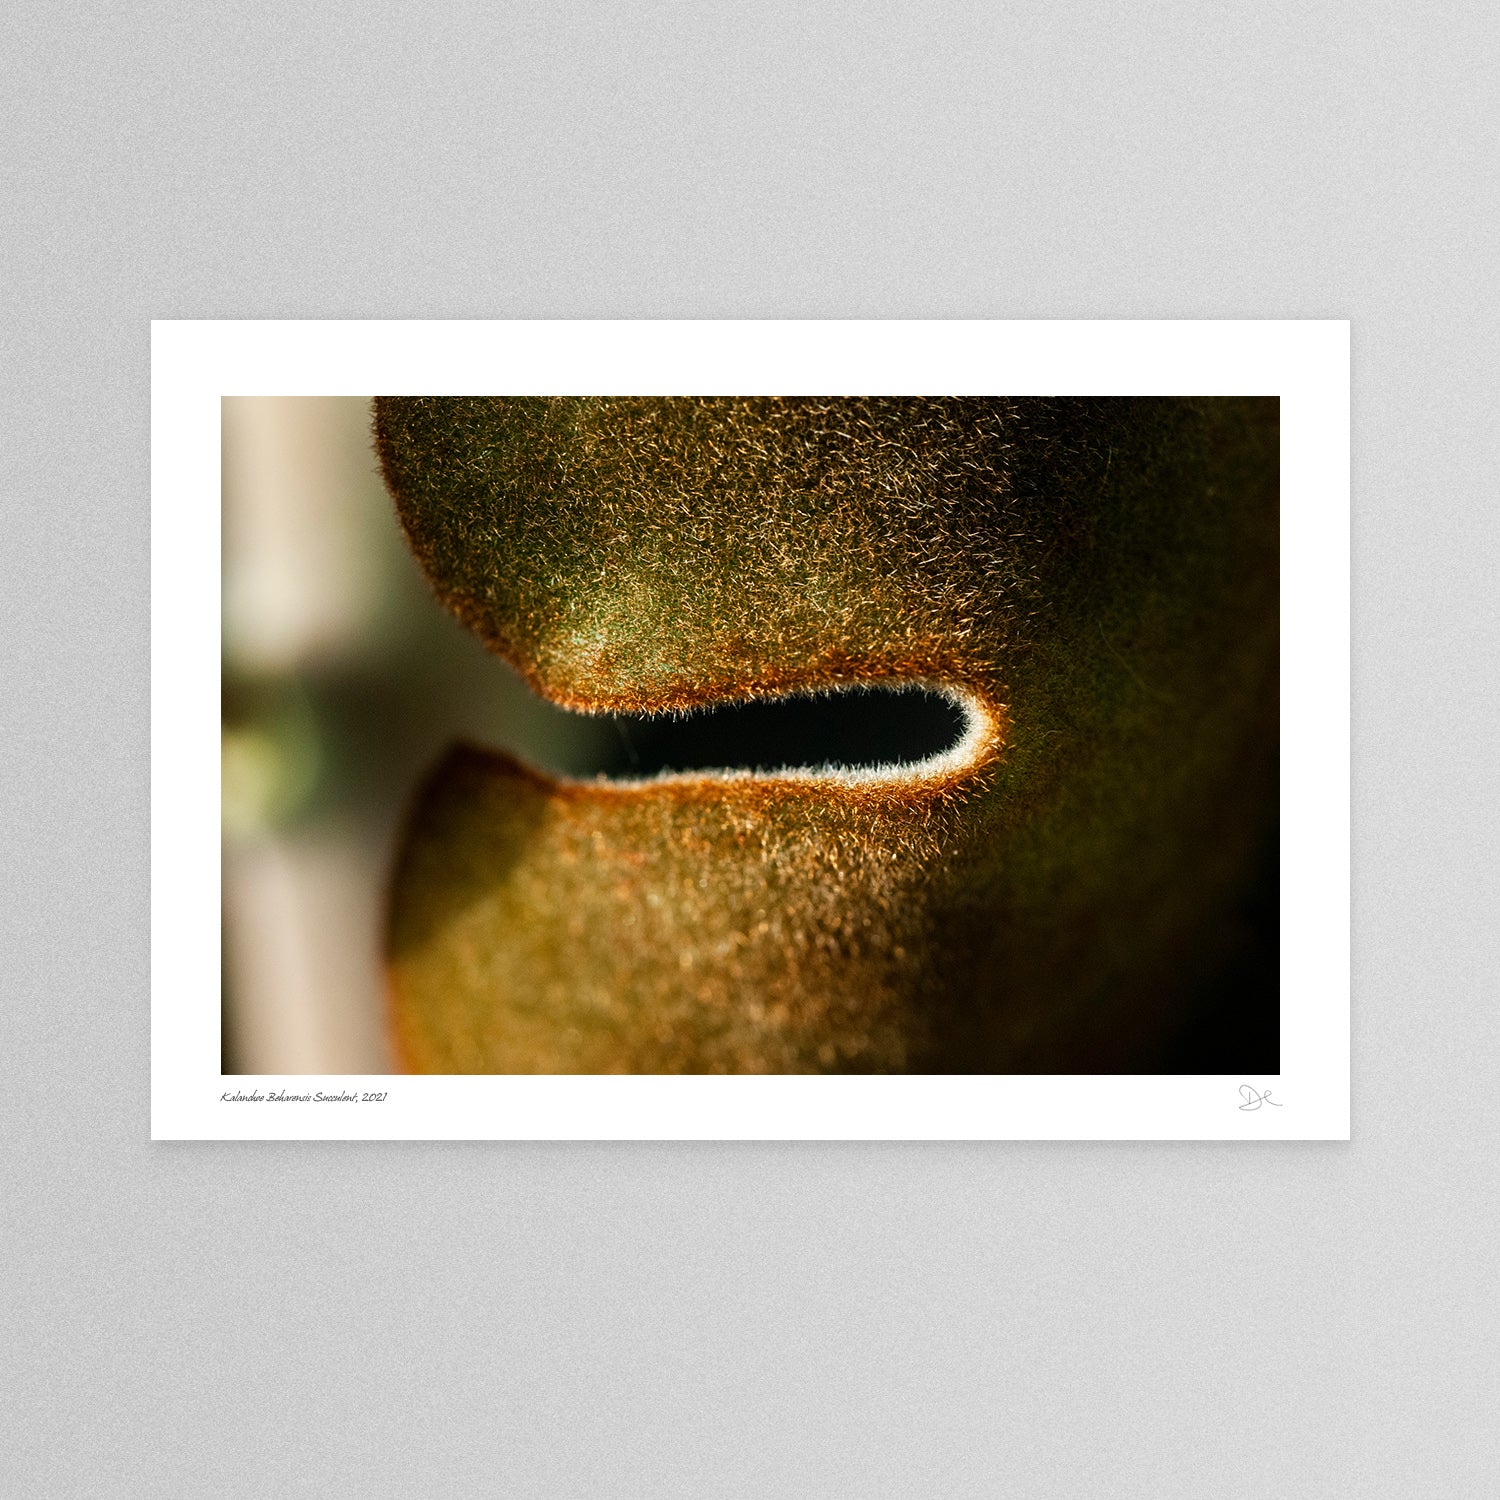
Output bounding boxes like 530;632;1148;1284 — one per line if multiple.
376;398;1277;1073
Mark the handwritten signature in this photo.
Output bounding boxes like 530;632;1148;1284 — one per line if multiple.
1238;1085;1283;1111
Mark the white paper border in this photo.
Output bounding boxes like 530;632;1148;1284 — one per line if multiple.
151;320;1349;1140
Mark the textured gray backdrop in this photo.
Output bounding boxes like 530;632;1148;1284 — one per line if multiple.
3;1;1496;1495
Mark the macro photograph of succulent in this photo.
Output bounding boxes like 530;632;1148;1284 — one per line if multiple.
221;395;1278;1076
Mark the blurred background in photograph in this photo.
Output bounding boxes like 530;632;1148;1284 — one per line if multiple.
221;398;613;1073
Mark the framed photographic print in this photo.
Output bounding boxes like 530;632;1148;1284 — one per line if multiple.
151;320;1348;1139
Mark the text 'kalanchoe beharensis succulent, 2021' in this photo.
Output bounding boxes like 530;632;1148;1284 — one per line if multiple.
374;397;1278;1074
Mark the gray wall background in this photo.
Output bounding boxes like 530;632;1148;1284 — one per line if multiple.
3;2;1495;1495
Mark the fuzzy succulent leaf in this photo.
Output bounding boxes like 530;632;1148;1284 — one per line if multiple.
376;397;1277;1073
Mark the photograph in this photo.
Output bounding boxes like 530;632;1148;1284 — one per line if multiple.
150;318;1344;1138
222;393;1278;1077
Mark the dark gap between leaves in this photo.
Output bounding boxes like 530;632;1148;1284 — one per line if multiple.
572;686;969;780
